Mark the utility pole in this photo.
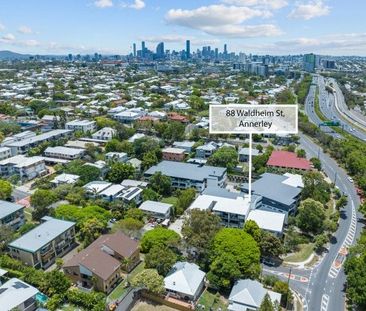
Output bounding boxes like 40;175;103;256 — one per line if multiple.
286;267;292;310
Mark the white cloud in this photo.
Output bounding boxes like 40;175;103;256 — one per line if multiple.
1;33;15;42
18;26;33;34
289;1;330;20
0;23;5;32
22;39;40;47
94;0;113;8
221;0;288;10
121;0;145;10
166;5;271;28
165;4;281;38
235;33;366;55
200;24;282;37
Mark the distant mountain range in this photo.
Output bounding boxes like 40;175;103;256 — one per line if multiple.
0;50;32;60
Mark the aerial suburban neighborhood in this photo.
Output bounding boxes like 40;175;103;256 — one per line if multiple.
0;1;366;311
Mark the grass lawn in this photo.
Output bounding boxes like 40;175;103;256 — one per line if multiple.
130;261;145;279
108;262;145;302
161;196;178;206
197;289;228;311
284;243;314;263
108;280;129;302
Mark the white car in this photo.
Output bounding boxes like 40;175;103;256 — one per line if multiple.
348;176;354;183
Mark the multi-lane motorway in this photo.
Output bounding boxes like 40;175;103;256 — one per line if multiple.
315;75;366;141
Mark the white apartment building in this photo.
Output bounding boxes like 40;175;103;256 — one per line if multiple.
0;147;11;161
91;127;116;141
44;146;85;160
0;155;47;181
65;119;96;132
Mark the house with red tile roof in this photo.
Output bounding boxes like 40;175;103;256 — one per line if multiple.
266;151;311;172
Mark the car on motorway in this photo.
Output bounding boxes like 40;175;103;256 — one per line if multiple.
348;176;354;183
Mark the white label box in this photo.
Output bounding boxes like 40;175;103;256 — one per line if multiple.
209;104;298;134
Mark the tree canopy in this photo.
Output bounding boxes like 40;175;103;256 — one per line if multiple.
131;269;165;294
208;228;260;289
207;146;238;170
296;198;326;235
140;227;181;253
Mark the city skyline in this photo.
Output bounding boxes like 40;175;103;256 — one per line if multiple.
0;0;366;56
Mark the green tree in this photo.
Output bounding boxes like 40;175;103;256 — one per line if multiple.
336;195;348;209
142;151;159;170
150;172;172;196
310;157;322;170
302;171;331;204
134;137;161;160
243;220;262;243
275;88;296;105
0;226;14;254
125;208;144;221
0;179;12;200
54;204;111;225
273;280;293;307
79;217;106;246
131;269;165;294
145;245;177;276
296;148;306;158
182;209;221;261
114;218;143;237
107;162;135;183
344;232;366;308
296;199;326;235
142;188;160;201
31;189;58;209
175;188;196;215
31;189;58;221
208;228;260;289
140;227;181;253
207;147;238;170
259;293;274;311
260;232;284;258
314;233;329;251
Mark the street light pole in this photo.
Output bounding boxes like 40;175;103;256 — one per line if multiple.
285;267;292;310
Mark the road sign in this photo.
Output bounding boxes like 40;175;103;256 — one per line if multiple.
321;120;340;126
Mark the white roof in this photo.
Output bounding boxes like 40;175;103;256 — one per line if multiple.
162;147;185;154
128;133;145;143
51;173;80;184
190;194;251;216
121;179;148;187
0;278;39;310
247;210;285;233
84;181;112;194
139;200;172;214
0;155;44;168
99;184;124;196
66;119;95;126
45;146;84;156
282;173;304;188
164;262;205;296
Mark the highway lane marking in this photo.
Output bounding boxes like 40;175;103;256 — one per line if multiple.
321;294;330;311
329;201;357;278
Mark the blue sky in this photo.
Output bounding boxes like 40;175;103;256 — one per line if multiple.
0;0;365;55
